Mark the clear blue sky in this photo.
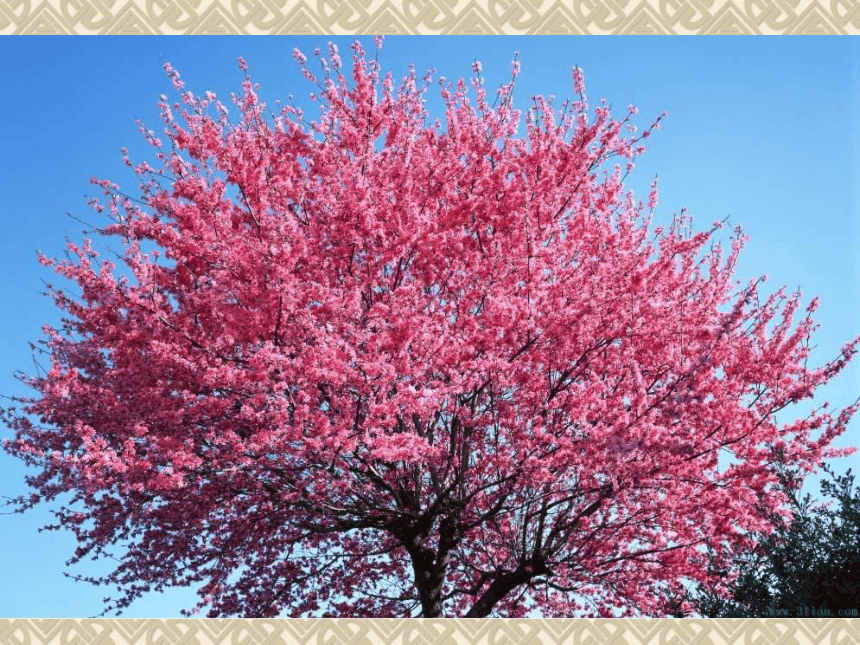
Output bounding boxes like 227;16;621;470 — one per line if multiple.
1;37;858;618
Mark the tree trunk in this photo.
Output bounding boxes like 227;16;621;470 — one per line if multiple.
465;568;534;618
409;544;447;617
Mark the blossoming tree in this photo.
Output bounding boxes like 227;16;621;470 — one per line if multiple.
3;39;858;618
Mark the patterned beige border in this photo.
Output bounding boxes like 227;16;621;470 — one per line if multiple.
0;0;858;34
4;1;858;644
0;618;858;644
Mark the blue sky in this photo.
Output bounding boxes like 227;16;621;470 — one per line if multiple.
1;37;858;618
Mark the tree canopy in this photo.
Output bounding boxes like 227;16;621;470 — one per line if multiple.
3;39;858;618
677;463;860;618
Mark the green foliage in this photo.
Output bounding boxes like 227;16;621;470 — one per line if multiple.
682;463;860;618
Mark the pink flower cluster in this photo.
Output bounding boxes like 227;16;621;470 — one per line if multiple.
3;42;857;620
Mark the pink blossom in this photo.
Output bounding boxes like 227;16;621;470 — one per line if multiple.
328;42;342;70
3;49;857;622
648;176;659;210
573;65;586;95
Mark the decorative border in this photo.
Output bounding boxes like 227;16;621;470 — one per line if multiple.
1;618;859;644
1;0;859;34
4;1;858;644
